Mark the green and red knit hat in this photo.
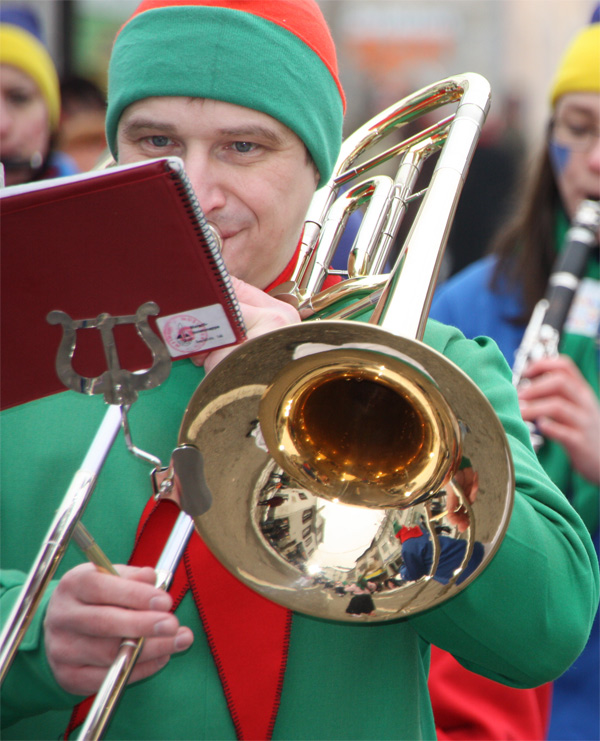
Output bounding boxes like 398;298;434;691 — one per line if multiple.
106;0;346;184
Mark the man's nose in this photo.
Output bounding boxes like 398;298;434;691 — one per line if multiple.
183;152;227;214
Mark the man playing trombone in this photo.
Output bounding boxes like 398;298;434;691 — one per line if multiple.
1;2;598;739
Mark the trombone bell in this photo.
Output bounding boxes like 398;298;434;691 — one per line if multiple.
260;347;462;508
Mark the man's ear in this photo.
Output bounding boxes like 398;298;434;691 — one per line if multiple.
305;145;321;186
313;164;321;187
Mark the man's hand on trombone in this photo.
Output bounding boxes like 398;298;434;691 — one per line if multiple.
191;276;301;373
44;563;194;695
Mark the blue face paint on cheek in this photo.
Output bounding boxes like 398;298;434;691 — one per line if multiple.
549;140;571;176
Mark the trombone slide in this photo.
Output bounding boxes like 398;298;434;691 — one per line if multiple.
77;511;195;741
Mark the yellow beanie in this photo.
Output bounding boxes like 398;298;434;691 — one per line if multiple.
0;23;60;130
550;23;600;106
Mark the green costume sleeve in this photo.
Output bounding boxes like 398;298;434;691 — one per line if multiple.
0;574;81;726
412;321;599;687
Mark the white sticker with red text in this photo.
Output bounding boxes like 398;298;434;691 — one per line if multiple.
156;304;235;358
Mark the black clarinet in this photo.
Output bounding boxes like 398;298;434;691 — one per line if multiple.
512;198;600;451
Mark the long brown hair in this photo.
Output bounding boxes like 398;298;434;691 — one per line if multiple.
489;132;563;323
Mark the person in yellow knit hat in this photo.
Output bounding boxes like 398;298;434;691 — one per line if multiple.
0;6;78;186
430;11;600;740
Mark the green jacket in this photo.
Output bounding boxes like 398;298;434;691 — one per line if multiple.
2;320;598;740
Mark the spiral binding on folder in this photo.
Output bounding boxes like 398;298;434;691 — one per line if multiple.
165;157;246;339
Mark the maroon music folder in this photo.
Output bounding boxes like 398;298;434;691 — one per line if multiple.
0;157;246;410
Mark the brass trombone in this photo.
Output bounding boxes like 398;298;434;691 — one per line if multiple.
179;72;514;622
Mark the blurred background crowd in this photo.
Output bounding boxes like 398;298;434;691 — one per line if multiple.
2;0;596;277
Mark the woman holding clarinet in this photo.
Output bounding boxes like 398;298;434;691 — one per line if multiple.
430;15;600;741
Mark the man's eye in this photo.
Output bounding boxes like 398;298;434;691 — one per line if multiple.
232;141;255;153
149;135;171;147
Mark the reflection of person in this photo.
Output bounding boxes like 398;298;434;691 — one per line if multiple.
397;526;484;585
0;7;78;186
1;2;599;739
430;18;600;741
345;582;376;616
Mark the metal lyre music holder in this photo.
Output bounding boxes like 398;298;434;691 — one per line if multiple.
46;300;171;405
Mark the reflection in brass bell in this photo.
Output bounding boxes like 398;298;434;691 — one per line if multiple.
260;348;461;509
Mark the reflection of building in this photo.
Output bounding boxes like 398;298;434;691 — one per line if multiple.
344;511;404;585
258;475;324;568
374;516;403;578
